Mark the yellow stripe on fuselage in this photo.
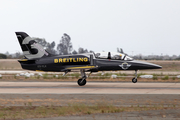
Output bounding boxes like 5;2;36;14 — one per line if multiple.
67;66;96;69
19;59;28;61
36;70;44;72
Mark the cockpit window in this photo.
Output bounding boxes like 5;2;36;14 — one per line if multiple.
94;52;133;61
124;56;133;61
111;55;122;60
95;53;101;58
111;52;124;60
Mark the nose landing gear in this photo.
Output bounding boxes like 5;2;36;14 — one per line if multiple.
132;70;138;83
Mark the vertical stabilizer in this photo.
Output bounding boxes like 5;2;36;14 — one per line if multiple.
15;32;49;59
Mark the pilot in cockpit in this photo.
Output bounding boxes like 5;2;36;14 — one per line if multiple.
94;52;133;61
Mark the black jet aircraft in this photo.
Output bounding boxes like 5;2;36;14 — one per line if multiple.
15;32;162;86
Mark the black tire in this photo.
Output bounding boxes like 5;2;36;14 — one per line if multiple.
77;78;86;86
132;78;137;83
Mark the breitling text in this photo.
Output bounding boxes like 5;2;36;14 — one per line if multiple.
54;57;88;63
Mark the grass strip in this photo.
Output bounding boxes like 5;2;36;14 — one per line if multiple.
0;103;176;120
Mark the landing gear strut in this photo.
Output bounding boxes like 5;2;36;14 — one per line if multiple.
77;69;87;86
132;70;138;83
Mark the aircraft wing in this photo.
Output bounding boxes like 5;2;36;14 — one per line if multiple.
66;65;98;71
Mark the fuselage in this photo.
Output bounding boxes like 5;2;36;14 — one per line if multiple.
18;53;162;72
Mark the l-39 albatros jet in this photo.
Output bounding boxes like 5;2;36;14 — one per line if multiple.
15;32;162;86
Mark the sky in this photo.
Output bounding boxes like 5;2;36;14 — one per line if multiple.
0;0;180;56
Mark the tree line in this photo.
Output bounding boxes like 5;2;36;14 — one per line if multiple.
1;33;93;59
35;33;93;55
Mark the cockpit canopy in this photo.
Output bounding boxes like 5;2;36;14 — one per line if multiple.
94;52;133;61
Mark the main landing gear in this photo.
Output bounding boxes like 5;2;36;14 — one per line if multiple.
132;70;138;83
77;70;91;86
77;77;86;86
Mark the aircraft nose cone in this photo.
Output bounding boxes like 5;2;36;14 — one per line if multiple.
149;64;162;69
143;62;162;69
132;61;162;70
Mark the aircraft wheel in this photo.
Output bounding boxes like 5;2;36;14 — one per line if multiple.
132;78;137;83
77;78;86;86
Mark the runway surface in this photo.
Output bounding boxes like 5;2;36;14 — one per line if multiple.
0;82;179;119
0;82;179;94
